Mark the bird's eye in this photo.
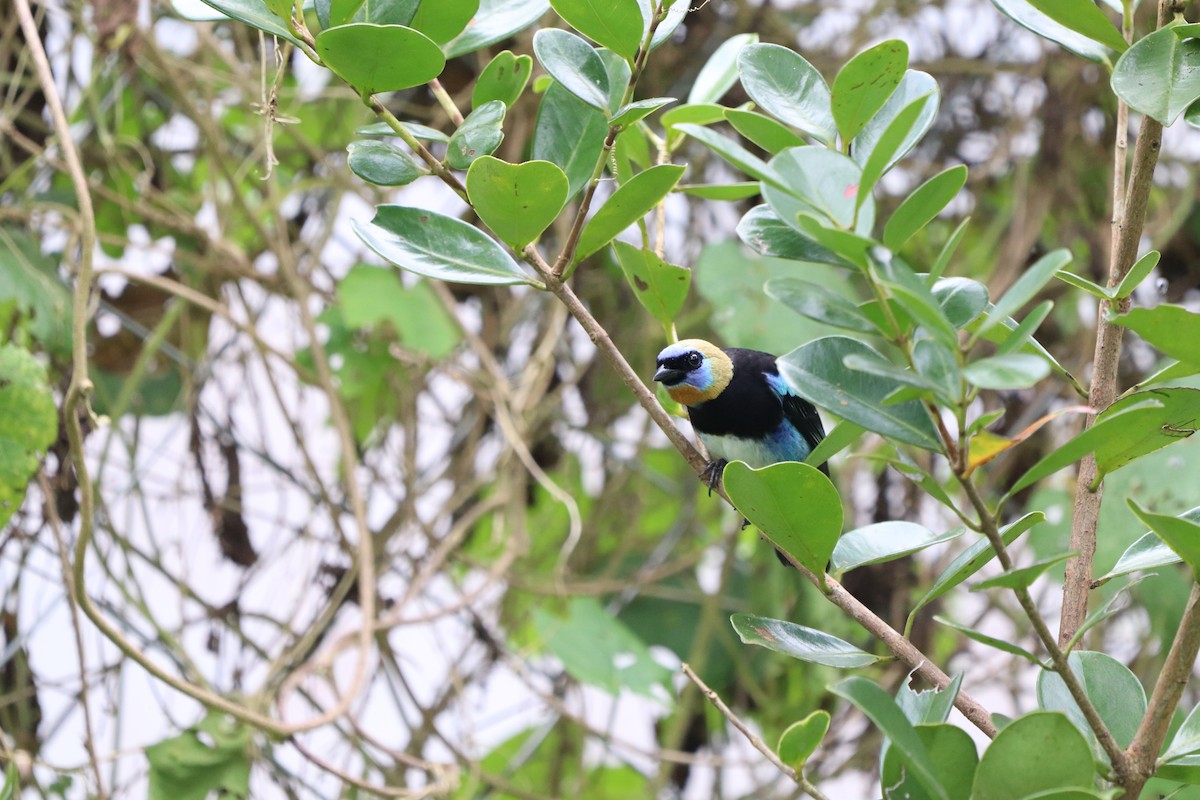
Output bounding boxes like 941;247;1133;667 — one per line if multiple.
687;353;702;367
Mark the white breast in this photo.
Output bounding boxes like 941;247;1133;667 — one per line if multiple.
696;431;780;469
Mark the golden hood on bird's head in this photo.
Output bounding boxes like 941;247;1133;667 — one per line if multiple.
656;338;733;406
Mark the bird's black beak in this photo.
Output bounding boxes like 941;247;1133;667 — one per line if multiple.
654;365;684;385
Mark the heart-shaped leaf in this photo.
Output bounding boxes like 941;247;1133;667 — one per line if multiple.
472;50;533;110
778;711;830;771
316;23;445;94
466;157;568;249
612;242;690;324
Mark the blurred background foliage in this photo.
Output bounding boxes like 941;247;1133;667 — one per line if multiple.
3;0;1200;797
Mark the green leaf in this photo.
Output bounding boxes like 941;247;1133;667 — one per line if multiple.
896;670;963;725
146;712;251;800
805;419;867;469
722;460;842;576
971;712;1095;799
353;205;537;286
660;102;728;132
932;276;988;328
197;0;304;46
0;344;57;530
1112;250;1160;299
731;614;882;668
674;124;783;188
612;242;690;324
767;147;866;230
935;615;1042;664
409;0;477;44
1128;499;1200;576
535;597;670;697
793;214;875;269
995;299;1054;356
736;206;849;266
777;336;942;450
830;521;964;573
650;0;688;50
928;216;970;283
575;164;686;261
850;70;939;171
907;512;1044;629
445;0;549;58
532;82;607;200
447;100;506;169
963;353;1052;390
883;165;968;250
977;248;1072;335
466;157;568;248
346;139;426;186
1111;305;1200;366
874;253;959;348
856;95;934;209
1164;702;1200;762
1096;506;1200;582
778;711;830;771
973;551;1075;591
550;0;645;60
724;109;806;154
1037;651;1146;753
675;182;759;201
766;277;878;334
1054;268;1110;299
830;678;950;800
533;28;610;111
336;267;461;358
0;227;72;353
1026;0;1127;52
1112;24;1200;125
831;39;908;143
737;43;836;145
990;0;1110;61
610;97;675;127
472;50;533;110
356;119;449;142
880;723;979;800
689;33;758;104
316;24;445;94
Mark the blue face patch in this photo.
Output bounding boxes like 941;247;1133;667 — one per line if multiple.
656;345;715;391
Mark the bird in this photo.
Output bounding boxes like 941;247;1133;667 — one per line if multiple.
653;339;829;564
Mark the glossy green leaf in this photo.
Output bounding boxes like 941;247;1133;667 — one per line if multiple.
935;615;1042;664
1129;499;1200;576
777;336;941;450
674;123;783;188
884;165;968;250
737;43;836;145
841;351;936;396
0;345;57;530
767;147;865;230
353;205;536;286
472;50;533;110
831;678;950;800
316;23;445;94
850;70;939;170
675;182;759;201
197;0;303;45
1025;0;1127;52
973;551;1075;591
971;305;1085;397
907;512;1044;630
793;214;875;269
880;723;979;800
990;0;1110;61
447;100;506;170
722;460;842;576
1112;24;1200;125
1112;250;1160;299
932;276;988;328
896;671;963;726
766;277;877;334
914;339;960;403
977;248;1072;335
650;0;688;50
596;41;633;113
147;712;251;800
575;164;685;261
736;206;849;266
995;299;1053;356
724;108;806;154
963;353;1051;390
1096;505;1200;582
831;39;908;143
445;0;549;58
533;28;610;111
1164;701;1200;761
928;217;970;282
610;97;675;127
1036;651;1146;752
1111;305;1200;366
660;103;728;131
346;139;426;185
355;119;448;142
732;614;881;668
689;33;758;104
536;597;670;697
550;0;644;60
409;0;477;44
831;521;963;573
336;267;461;358
466;157;568;248
777;711;830;771
612;242;690;324
971;712;1095;800
874;253;959;348
1054;269;1109;298
532;82;607;199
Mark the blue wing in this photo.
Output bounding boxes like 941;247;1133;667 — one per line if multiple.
764;372;828;474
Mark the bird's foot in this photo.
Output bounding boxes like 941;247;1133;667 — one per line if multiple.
701;459;728;496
